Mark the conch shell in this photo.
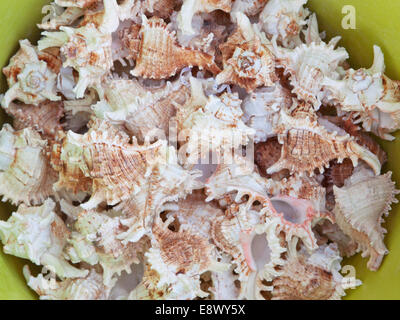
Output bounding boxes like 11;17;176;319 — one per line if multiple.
323;46;400;140
0;199;87;279
333;172;400;270
216;13;277;92
0;125;57;205
1;40;60;108
131;16;220;79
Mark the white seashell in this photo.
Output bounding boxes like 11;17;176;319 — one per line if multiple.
0;199;87;279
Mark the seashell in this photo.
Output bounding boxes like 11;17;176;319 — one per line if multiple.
24;267;110;300
259;0;310;48
79;0;120;34
208;254;240;300
333;172;400;271
0;199;87;279
269;195;329;250
39;23;113;98
267;110;382;176
1;40;60;108
216;13;277;92
270;244;349;300
177;0;232;36
162;192;224;239
324;158;354;188
146;216;229;299
114;144;202;243
211;202;286;299
7;100;64;139
177;77;254;165
272;39;349;109
113;21;142;63
242;84;293;143
69;209;149;285
231;0;269;16
272;174;327;212
0;125;57;205
323;46;400;140
38;3;84;30
93;78;190;141
131;16;221;79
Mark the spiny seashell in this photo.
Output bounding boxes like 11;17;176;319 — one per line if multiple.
131;16;220;79
7;101;64;139
333;172;400;271
93;78;190;140
272;39;348;109
270;244;348;300
231;0;269;16
69;209;149;285
38;3;85;30
1;40;60;108
259;0;310;48
242;84;293;143
177;0;232;36
216;13;277;92
113;21;141;63
146;216;228;299
211;203;286;299
0;125;57;205
24;267;110;300
272;174;327;212
267;111;382;176
162;192;224;239
269;195;329;250
39;23;113;98
177;77;254;165
79;0;120;34
0;199;87;279
113;145;202;243
323;46;400;140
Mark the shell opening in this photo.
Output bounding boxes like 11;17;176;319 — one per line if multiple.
192;151;219;183
271;199;304;224
109;263;144;300
251;234;271;271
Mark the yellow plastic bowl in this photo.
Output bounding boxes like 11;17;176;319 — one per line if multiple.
1;0;400;300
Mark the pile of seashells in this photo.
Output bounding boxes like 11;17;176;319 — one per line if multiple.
0;0;399;300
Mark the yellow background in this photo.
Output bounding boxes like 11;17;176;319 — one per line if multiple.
0;0;399;299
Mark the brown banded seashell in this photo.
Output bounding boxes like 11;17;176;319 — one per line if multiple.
272;39;349;109
324;159;354;188
24;267;110;300
146;216;228;299
270;244;349;300
1;40;60;108
0;125;57;205
131;16;221;79
259;0;310;48
177;0;232;36
333;172;400;271
0;199;87;279
216;13;277;92
267;111;382;176
7;100;64;139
